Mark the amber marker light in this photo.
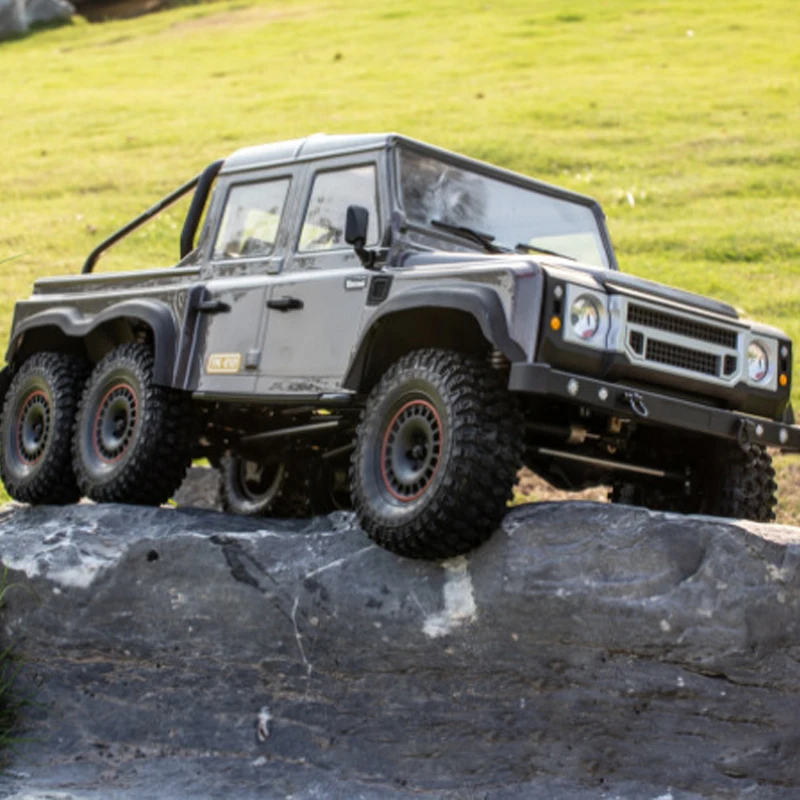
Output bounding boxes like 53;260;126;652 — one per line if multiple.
780;374;788;387
550;316;562;332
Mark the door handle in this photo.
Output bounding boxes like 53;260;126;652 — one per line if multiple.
267;296;304;312
197;299;231;314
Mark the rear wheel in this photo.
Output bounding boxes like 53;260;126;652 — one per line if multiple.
0;353;87;504
73;343;193;505
351;348;523;560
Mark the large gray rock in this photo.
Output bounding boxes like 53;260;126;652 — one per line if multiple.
0;0;26;38
1;500;800;799
0;0;73;41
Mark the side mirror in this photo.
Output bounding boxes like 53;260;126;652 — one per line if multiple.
345;205;370;248
345;205;377;269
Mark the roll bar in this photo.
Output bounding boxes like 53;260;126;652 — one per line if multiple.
81;159;224;275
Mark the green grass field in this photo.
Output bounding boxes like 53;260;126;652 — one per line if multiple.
0;0;799;513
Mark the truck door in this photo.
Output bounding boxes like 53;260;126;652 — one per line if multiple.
256;161;382;395
193;171;296;396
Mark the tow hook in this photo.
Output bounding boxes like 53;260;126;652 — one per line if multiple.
623;391;649;419
737;418;754;453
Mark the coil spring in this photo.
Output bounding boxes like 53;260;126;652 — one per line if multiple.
489;349;509;370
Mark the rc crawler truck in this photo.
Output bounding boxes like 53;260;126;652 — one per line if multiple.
1;133;798;558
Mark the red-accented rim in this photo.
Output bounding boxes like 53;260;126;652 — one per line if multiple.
15;390;51;465
380;398;443;503
92;382;139;464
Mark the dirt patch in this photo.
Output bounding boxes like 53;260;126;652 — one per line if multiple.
514;466;609;506
77;0;167;22
169;4;314;32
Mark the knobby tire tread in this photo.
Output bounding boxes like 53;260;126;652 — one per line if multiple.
0;352;88;504
73;343;193;505
351;348;524;559
710;442;777;522
610;439;777;523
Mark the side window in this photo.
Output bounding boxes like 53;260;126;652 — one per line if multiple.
298;164;378;252
213;178;290;260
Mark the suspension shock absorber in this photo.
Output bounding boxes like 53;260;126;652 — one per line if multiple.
489;348;510;371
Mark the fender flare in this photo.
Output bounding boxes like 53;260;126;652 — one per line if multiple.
342;285;525;391
7;299;180;386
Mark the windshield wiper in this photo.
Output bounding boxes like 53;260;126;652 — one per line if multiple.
515;242;576;261
430;219;507;254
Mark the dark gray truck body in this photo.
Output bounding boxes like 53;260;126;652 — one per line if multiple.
3;133;798;516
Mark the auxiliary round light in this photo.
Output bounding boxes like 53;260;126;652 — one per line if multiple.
570;295;601;340
747;342;769;383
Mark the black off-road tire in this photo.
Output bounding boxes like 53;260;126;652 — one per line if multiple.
705;442;777;522
0;352;88;504
610;439;777;523
72;343;193;505
219;454;321;518
351;348;523;560
220;454;289;516
309;451;353;513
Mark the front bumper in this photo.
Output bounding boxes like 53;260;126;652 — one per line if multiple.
509;363;800;452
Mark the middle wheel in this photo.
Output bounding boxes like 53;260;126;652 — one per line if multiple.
73;343;193;505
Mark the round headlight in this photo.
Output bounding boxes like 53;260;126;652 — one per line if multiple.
570;295;601;340
747;341;769;383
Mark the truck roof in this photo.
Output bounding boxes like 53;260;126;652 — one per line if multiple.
221;133;393;174
220;133;605;218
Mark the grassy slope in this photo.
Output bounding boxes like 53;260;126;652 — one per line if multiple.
0;0;798;513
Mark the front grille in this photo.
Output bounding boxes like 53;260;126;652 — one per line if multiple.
623;298;741;383
645;339;719;376
627;304;737;349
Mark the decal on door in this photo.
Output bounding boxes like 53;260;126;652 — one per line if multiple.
206;353;242;374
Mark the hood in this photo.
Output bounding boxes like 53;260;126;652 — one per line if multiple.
535;259;740;320
400;249;740;321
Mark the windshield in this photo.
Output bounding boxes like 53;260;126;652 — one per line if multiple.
398;148;610;268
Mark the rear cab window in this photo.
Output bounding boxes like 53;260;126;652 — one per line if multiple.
213;177;291;261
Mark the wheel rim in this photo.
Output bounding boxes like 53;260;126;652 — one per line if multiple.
15;390;51;465
380;399;443;502
238;459;285;504
93;382;138;463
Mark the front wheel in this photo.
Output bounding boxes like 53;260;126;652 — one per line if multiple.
704;441;777;522
350;348;523;560
610;437;777;522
